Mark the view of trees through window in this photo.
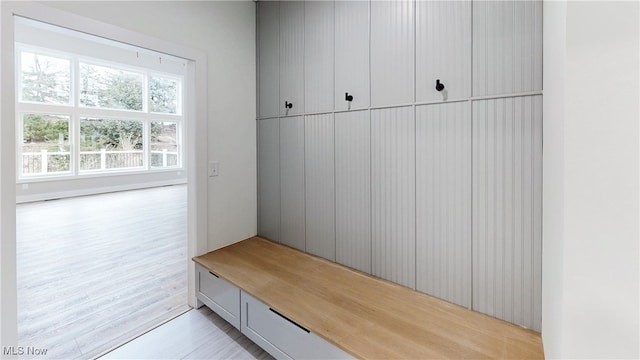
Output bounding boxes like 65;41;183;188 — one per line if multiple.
21;114;70;174
18;48;183;177
80;63;143;111
20;52;71;105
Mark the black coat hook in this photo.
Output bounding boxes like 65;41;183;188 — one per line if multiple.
435;79;445;92
345;92;354;102
284;101;293;109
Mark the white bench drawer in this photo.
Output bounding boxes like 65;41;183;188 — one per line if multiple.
240;291;352;360
195;263;240;329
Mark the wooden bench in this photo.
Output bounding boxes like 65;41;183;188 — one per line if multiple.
193;237;543;359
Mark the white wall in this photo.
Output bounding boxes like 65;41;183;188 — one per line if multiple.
543;1;639;358
40;1;258;250
542;1;566;357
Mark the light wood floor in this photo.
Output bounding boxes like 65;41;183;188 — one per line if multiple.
101;307;273;360
17;185;189;359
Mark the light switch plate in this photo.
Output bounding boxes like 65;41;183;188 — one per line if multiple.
209;161;220;177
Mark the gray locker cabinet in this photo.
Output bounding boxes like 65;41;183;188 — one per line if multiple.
334;0;369;111
305;1;334;114
258;1;280;119
304;114;335;261
370;0;415;107
472;95;542;331
335;110;371;274
415;0;471;102
415;102;471;308
279;1;304;116
280;116;306;251
371;106;416;289
258;118;281;242
473;0;542;97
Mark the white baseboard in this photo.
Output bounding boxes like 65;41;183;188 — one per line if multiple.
16;178;187;203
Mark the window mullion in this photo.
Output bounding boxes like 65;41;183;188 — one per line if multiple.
72;57;80;176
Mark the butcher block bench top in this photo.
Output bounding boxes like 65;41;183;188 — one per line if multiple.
193;236;543;359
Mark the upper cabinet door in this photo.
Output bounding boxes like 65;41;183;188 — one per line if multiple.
334;0;369;111
305;1;334;114
280;1;304;116
416;1;471;103
258;1;280;119
370;0;415;107
473;0;542;97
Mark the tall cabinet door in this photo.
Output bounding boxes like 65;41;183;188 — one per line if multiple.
472;96;542;331
371;106;415;288
415;102;471;307
305;114;335;261
305;1;334;114
280;116;306;251
416;1;471;102
473;0;542;97
335;110;371;274
334;0;369;111
258;118;281;242
280;1;304;116
370;0;415;107
258;1;280;119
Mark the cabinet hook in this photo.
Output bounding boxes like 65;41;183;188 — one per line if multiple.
345;92;354;102
435;79;445;92
284;101;293;109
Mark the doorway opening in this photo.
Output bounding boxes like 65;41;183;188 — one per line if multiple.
11;14;195;359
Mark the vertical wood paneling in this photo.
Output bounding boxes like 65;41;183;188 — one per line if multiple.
257;1;280;119
335;110;371;273
334;0;369;111
258;118;281;242
472;95;542;331
416;1;471;102
473;0;543;97
305;114;335;261
280;116;305;251
305;1;334;113
280;1;304;116
371;106;415;288
415;102;471;307
370;0;415;107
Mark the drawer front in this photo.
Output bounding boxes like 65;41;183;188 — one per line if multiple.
196;264;240;329
241;291;352;360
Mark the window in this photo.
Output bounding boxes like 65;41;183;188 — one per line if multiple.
21;113;70;175
151;121;180;169
20;51;71;105
80;63;144;111
80;118;144;171
16;47;184;179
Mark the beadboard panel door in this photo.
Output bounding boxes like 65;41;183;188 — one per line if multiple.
334;0;369;111
280;116;306;251
305;114;335;261
258;118;281;242
472;95;542;331
371;106;415;288
416;0;471;102
415;102;471;307
370;0;415;107
279;1;304;116
473;0;542;97
304;1;334;114
257;1;280;119
335;110;371;274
